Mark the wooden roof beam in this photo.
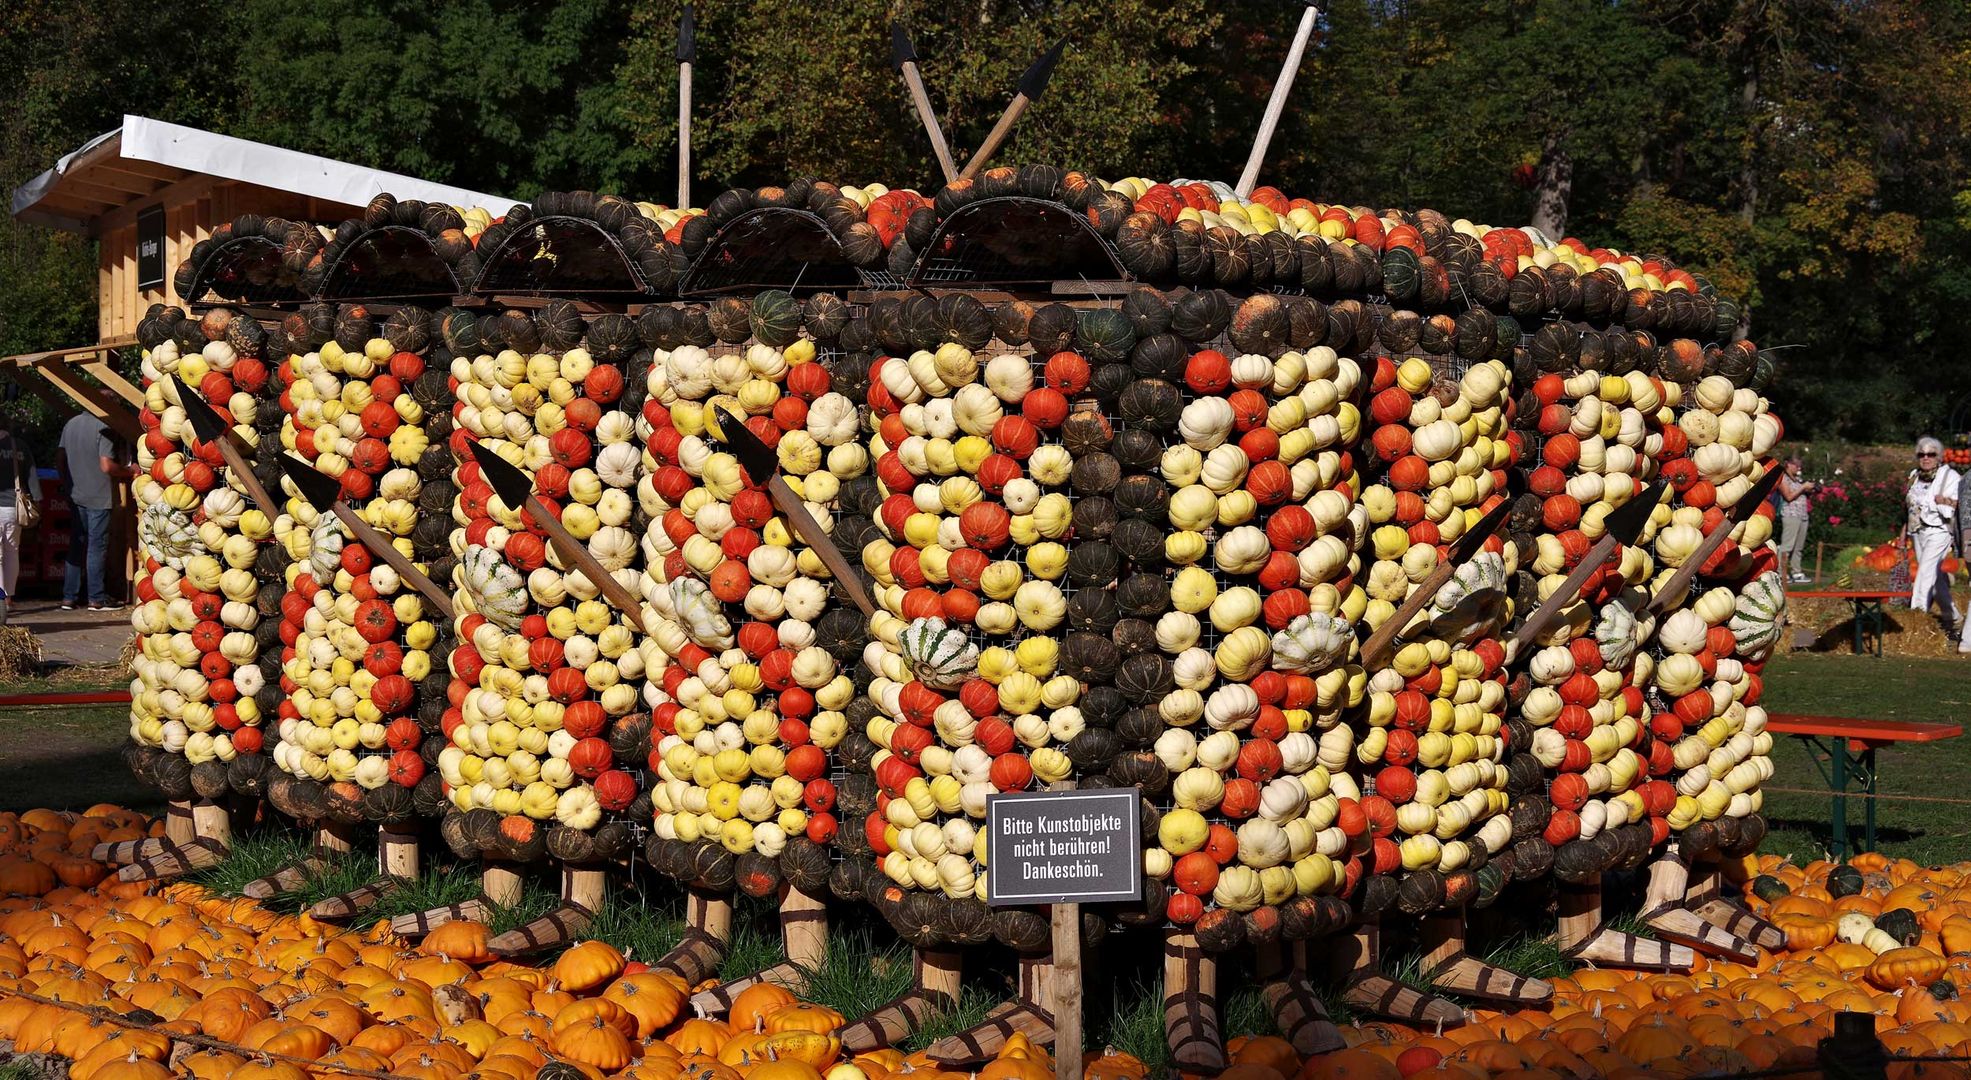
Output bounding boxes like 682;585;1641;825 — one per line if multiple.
30;357;139;441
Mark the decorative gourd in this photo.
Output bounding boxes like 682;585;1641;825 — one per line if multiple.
896;617;979;690
1729;571;1786;655
1271;613;1354;675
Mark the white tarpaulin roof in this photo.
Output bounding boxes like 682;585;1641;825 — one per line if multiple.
12;115;517;231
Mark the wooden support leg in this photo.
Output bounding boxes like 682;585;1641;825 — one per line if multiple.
922;952;1056;1066
689;884;828;1017
115;837;228;882
655;887;733;986
840;948;962;1052
1416;911;1554;1005
1684;859;1786;951
1334;920;1466;1027
391;860;518;937
1557;881;1694;971
92;835;174;866
164;800;196;847
240;823;341;899
1637;849;1761;962
311;828;420;921
1163;930;1225;1073
1256;941;1345;1057
190;798;233;851
490;863;606;957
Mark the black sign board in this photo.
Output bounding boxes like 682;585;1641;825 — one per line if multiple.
137;205;166;292
986;788;1141;906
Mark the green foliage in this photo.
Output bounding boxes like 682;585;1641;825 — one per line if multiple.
5;0;1971;443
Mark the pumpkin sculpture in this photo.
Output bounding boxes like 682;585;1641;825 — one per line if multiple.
634;288;861;996
124;302;283;867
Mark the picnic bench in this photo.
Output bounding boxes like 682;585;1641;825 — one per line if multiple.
1785;590;1909;656
1765;714;1963;857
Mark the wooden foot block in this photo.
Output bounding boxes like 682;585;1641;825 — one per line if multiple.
688;960;807;1017
1562;928;1695;972
839;988;959;1052
1421;956;1555;1006
1689;899;1787;950
1340;974;1466;1027
922;1001;1054;1066
1164;988;1225;1073
91;837;171;865
1642;907;1761;963
308;876;404;921
115;838;227;882
390;898;494;939
489;902;596;957
655;928;729;986
241;855;329;900
1261;970;1346;1058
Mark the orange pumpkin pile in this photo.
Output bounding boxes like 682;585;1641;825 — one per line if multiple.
0;805;1064;1080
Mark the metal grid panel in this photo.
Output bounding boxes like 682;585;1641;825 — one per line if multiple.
907;198;1127;288
317;226;461;301
678;208;866;296
470;216;647;296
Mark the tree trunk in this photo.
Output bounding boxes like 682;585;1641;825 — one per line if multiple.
1738;65;1758;225
1531;130;1572;241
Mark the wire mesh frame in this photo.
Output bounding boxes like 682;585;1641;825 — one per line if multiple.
469;216;650;297
906;197;1130;289
315;225;462;302
184;235;312;307
677;208;872;297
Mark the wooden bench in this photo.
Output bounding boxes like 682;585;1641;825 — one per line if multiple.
1785;590;1909;656
1764;714;1962;857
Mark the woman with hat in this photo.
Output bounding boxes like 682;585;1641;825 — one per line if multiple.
1907;436;1961;637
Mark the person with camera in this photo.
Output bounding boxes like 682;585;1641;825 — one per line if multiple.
1776;456;1817;584
1907;436;1962;639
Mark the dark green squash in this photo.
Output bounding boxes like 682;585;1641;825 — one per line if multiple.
708;296;753;343
935;294;993;351
1115;212;1174;279
1228;294;1291;357
749;290;803;347
1876;907;1922;946
1382;247;1421;303
1077;307;1136;363
1027;303;1078;355
1827;864;1865;899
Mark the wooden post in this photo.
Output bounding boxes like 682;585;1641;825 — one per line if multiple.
163;800;196;846
489;863;606;957
483;861;525;907
1234;4;1322;199
1052;904;1081;1080
893;23;959;185
1637;848;1761;961
190;798;232;850
381;828;420;880
1162;930;1223;1072
677;5;695;209
922;951;1055;1064
1815;540;1825;583
1817;1011;1888;1080
316;821;356;856
782;884;828;971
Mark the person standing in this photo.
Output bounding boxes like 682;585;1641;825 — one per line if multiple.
1776;457;1817;583
57;412;133;611
1906;436;1961;637
0;423;37;624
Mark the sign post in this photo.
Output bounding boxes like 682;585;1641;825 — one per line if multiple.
988;788;1140;1079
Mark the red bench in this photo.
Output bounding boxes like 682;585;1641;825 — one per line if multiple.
1785;590;1908;656
1764;713;1962;856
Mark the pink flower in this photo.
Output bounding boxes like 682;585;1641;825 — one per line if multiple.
1828;515;1844;525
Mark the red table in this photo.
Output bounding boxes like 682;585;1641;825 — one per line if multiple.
1764;713;1962;856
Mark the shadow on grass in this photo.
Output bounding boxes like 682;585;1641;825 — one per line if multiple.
0;743;159;814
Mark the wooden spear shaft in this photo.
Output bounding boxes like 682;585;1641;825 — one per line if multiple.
1236;5;1321;199
901;60;959;184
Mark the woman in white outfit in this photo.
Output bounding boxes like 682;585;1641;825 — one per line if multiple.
1907;436;1960;637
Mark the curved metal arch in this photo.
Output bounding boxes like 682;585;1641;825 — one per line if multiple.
316;225;462;301
182;235;310;305
468;215;648;296
678;207;871;296
905;196;1128;288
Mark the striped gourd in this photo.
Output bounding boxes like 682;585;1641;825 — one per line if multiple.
897;617;978;689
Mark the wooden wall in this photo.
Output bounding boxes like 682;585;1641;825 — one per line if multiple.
95;181;358;340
